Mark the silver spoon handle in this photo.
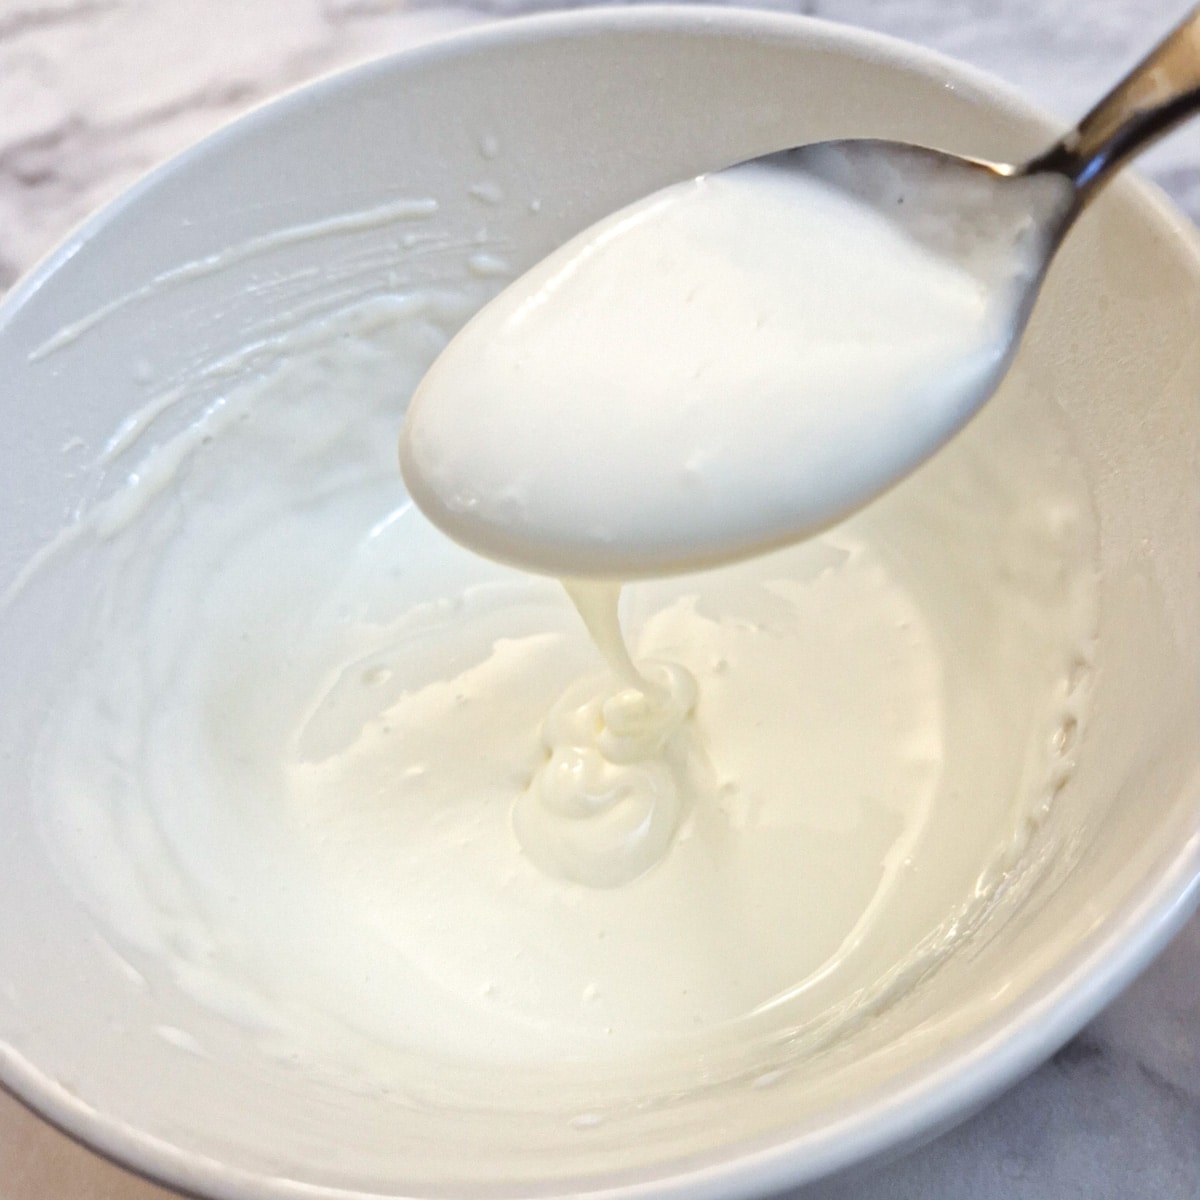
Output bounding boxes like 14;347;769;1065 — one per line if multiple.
1025;5;1200;198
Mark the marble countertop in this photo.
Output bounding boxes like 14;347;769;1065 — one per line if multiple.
0;2;1196;1198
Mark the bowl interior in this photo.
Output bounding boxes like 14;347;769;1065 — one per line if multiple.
0;9;1198;1199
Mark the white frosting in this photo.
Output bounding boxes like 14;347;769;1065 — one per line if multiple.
514;579;699;888
405;154;1075;887
516;642;698;888
5;288;1098;1093
400;156;1070;578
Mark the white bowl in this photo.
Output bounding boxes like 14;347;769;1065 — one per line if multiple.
1;7;1198;1199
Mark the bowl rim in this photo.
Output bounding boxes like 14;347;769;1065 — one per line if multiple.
1;5;1198;1199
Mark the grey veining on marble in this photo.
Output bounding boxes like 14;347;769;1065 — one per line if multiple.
0;2;1197;1198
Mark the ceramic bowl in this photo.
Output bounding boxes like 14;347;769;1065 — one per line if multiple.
0;7;1198;1199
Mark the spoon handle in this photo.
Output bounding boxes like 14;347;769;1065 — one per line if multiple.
1025;5;1200;198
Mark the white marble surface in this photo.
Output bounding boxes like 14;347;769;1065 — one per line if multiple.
0;1;1197;1197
